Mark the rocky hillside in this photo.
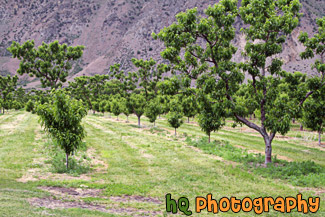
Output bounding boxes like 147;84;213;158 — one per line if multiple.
0;0;323;88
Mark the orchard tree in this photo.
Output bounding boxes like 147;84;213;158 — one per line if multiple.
120;97;133;122
36;90;87;169
130;92;146;127
0;75;18;114
8;40;84;89
99;100;107;115
154;0;304;164
69;76;93;111
104;100;112;117
25;100;34;113
181;94;198;123
197;92;227;143
132;58;169;100
299;17;325;144
167;98;184;136
111;97;122;120
145;98;161;126
302;92;325;145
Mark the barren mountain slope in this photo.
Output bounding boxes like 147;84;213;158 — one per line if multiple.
0;0;323;88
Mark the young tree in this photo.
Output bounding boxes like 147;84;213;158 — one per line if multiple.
302;88;325;145
8;40;84;89
167;98;184;136
0;75;18;114
104;100;112;117
130;92;146;127
145;98;161;126
99;100;107;116
111;97;122;120
25;100;34;113
120;97;133;122
181;94;198;123
154;0;303;164
36;90;87;169
197;92;227;143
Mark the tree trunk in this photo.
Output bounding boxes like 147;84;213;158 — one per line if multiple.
175;128;177;136
264;137;272;164
154;121;155;127
300;124;303;131
117;116;119;121
66;153;69;169
319;131;322;145
249;114;252;120
253;114;256;119
208;132;211;143
138;116;141;127
292;118;295;124
2;108;4;114
93;110;95;114
188;117;190;123
126;115;129;122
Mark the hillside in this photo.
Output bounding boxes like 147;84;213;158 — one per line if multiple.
0;0;324;88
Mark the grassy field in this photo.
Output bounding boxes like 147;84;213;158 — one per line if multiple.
0;110;324;216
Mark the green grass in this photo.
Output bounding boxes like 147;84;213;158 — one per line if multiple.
0;111;324;216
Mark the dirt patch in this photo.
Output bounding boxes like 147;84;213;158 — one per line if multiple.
28;197;162;216
39;186;104;198
29;197;109;213
110;195;161;204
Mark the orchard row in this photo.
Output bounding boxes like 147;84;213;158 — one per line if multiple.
0;0;324;166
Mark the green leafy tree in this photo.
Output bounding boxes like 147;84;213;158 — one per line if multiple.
298;17;325;144
132;58;169;101
69;76;93;111
302;88;325;145
36;90;87;169
92;101;100;114
154;0;303;164
197;93;227;143
130;92;146;127
298;17;325;104
111;97;122;120
145;98;161;126
120;97;133;122
181;94;198;123
8;40;84;89
99;100;107;115
104;100;112;117
25;100;34;113
0;75;18;114
167;98;184;136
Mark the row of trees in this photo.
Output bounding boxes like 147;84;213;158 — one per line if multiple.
1;0;324;165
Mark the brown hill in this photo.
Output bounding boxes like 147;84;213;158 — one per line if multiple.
0;0;324;88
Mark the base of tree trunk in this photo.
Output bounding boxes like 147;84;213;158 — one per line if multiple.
66;153;69;169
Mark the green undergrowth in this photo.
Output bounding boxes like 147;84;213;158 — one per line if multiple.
43;139;91;175
186;137;325;187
